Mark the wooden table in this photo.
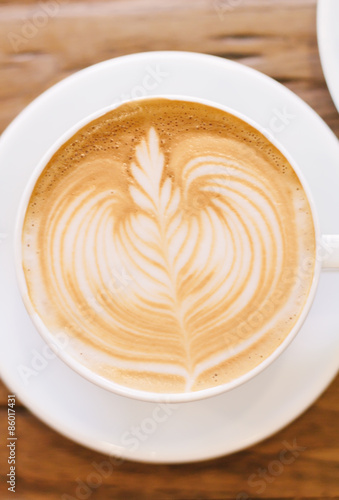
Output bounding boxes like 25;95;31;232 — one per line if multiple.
0;0;338;498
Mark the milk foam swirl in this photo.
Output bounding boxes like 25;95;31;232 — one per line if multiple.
22;99;315;393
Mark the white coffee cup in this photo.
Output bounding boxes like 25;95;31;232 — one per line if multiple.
15;95;339;403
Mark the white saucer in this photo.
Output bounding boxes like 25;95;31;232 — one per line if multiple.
318;0;339;113
1;52;339;463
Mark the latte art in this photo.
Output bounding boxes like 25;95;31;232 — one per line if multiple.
22;99;315;393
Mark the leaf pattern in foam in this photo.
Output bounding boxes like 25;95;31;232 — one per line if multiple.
117;128;195;369
126;131;222;350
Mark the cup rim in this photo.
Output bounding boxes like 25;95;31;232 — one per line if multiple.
14;94;322;404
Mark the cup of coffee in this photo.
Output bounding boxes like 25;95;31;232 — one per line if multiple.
15;96;339;403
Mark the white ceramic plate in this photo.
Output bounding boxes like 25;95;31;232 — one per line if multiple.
318;0;339;113
0;52;339;463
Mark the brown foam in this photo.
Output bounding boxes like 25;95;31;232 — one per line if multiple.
22;98;316;393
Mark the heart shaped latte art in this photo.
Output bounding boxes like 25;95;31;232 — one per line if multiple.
22;100;315;393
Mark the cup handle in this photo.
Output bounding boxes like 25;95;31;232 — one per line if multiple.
320;235;339;270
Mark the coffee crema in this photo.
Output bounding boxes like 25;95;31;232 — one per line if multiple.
22;98;316;393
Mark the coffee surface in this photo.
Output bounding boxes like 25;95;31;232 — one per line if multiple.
22;98;316;393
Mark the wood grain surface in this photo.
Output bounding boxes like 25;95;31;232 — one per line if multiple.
0;0;338;498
